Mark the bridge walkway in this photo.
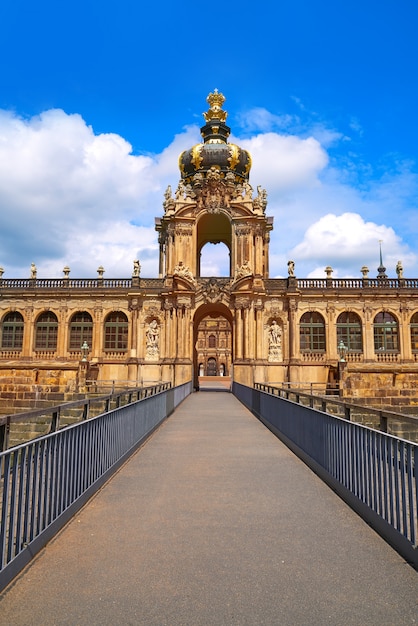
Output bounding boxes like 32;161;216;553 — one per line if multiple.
1;388;417;625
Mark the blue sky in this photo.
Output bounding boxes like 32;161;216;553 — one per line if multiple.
0;0;417;278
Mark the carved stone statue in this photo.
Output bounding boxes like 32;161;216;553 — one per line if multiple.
243;181;253;199
145;319;159;359
132;259;141;278
268;320;282;362
235;260;252;280
173;261;195;283
175;181;186;199
164;185;172;202
396;260;404;279
287;260;295;277
30;263;37;279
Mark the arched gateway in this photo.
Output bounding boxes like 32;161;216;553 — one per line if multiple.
155;89;275;388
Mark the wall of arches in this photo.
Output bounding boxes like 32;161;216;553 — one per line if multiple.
2;306;418;365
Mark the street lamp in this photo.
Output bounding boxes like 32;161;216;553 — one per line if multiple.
338;340;348;362
81;341;90;362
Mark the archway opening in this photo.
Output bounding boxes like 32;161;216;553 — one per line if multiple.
200;241;230;277
193;303;233;389
197;213;231;277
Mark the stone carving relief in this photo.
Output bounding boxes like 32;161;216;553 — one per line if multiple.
253;186;267;214
234;260;252;281
176;295;192;309
145;319;160;360
174;223;193;238
267;320;282;362
173;261;195;284
202;278;222;304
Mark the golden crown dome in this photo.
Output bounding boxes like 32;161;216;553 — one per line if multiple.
178;91;252;185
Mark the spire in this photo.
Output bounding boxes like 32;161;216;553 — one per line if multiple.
377;240;388;280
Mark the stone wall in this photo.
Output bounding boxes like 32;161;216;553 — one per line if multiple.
340;365;418;412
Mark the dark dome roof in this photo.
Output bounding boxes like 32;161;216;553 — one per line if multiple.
179;90;252;184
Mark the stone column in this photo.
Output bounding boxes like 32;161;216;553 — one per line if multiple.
129;299;140;357
57;307;67;358
399;305;412;361
93;306;103;358
255;305;264;360
326;305;337;360
23;306;34;358
362;306;375;361
235;306;243;360
288;300;298;361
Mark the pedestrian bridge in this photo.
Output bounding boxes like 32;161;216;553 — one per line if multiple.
1;380;417;624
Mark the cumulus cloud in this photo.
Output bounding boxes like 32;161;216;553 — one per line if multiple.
0;110;199;277
239;132;329;192
290;213;416;278
0;106;416;281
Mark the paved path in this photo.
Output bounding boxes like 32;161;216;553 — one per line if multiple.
1;392;417;625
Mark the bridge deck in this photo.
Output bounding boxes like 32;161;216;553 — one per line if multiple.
1;391;417;625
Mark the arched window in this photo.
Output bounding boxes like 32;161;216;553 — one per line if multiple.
35;312;58;350
104;312;128;350
300;312;326;352
208;334;216;348
410;312;418;353
2;312;24;350
69;312;93;350
373;312;399;352
336;312;363;352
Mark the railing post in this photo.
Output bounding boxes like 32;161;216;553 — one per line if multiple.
0;417;10;451
321;399;327;412
83;402;89;420
379;411;388;433
50;408;60;433
344;405;351;421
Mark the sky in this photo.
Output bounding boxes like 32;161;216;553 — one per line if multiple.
0;0;417;279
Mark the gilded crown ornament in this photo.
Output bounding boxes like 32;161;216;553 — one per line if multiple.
203;89;227;123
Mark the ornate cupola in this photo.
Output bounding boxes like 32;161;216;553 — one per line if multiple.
156;90;273;282
179;90;252;186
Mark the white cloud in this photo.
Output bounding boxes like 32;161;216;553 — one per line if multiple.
290;213;416;278
0;106;416;282
0;110;198;277
236;107;295;133
239;132;329;192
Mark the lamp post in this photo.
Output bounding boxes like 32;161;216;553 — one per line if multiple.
338;340;348;362
81;341;90;362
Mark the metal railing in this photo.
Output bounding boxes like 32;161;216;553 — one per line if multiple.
233;382;418;569
254;383;418;442
0;383;172;452
0;380;192;591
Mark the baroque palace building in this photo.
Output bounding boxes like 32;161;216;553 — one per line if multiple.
1;90;418;408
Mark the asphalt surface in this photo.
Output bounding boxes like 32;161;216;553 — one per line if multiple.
1;390;417;625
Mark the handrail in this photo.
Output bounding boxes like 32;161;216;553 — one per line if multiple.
0;382;171;451
254;382;418;442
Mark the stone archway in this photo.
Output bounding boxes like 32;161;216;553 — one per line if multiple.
193;303;233;390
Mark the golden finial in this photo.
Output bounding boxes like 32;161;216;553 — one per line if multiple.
203;89;227;123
